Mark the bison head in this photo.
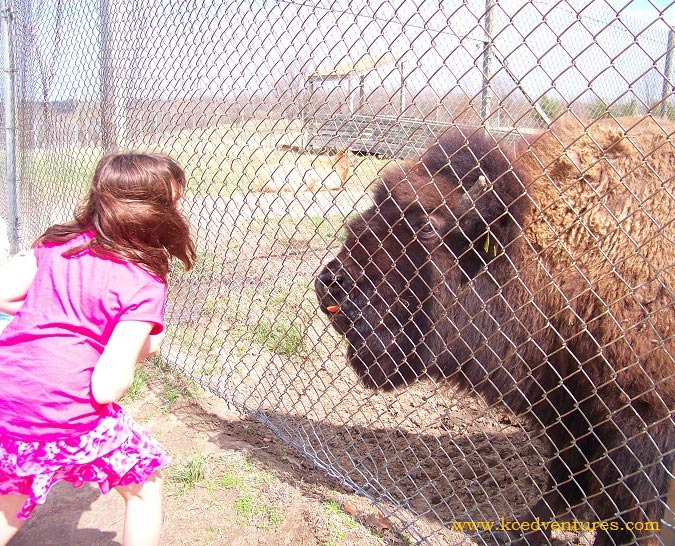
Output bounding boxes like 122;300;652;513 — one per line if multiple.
315;129;531;390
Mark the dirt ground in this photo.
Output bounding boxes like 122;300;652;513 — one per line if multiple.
7;351;609;546
6;357;596;546
7;360;416;546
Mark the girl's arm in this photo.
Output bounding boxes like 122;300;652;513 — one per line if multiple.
0;250;37;315
91;320;159;404
139;330;166;361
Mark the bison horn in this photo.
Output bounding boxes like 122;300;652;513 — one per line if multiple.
465;174;490;203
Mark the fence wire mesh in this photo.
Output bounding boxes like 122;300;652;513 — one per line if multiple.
1;0;674;544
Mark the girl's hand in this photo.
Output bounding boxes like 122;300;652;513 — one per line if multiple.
0;298;25;315
0;250;36;315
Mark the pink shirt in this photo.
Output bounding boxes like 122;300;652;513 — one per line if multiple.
0;232;166;441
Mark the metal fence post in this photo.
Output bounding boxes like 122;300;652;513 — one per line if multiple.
99;0;125;153
1;0;17;253
99;0;117;152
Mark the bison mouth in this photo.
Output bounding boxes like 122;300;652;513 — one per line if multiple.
315;274;425;390
344;325;423;390
316;292;363;339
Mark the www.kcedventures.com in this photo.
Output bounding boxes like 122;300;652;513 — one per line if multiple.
450;518;661;533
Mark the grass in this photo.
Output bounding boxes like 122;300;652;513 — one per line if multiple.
121;365;149;402
250;318;304;356
167;202;346;373
166;273;343;393
156;389;290;525
22;124;390;203
232;493;285;529
121;356;197;411
169;454;208;492
186;453;290;531
320;499;414;546
166;447;407;542
215;473;246;490
321;499;359;546
168;213;336;378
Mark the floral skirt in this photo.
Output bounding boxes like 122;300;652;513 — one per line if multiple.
0;404;171;519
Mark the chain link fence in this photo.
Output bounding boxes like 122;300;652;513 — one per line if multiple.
1;0;674;544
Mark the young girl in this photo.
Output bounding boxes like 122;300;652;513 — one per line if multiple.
0;153;196;546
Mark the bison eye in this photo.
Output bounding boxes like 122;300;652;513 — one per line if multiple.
415;220;437;240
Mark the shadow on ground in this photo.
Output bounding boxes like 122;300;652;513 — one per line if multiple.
5;362;576;546
9;481;122;546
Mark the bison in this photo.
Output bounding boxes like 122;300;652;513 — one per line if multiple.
315;116;674;545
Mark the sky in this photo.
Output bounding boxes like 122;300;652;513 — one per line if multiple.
616;0;675;20
12;0;675;111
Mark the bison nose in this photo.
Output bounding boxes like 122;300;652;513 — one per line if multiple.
315;269;351;301
316;271;346;289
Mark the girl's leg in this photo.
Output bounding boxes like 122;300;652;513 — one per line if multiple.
0;494;28;546
115;471;163;546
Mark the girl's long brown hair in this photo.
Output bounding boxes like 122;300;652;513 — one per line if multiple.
35;153;196;282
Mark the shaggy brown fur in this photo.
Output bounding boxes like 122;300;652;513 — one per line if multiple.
315;116;675;545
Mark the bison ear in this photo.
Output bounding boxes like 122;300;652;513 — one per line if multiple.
452;170;527;278
453;176;497;277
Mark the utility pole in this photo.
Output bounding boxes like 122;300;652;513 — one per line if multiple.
480;0;495;126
